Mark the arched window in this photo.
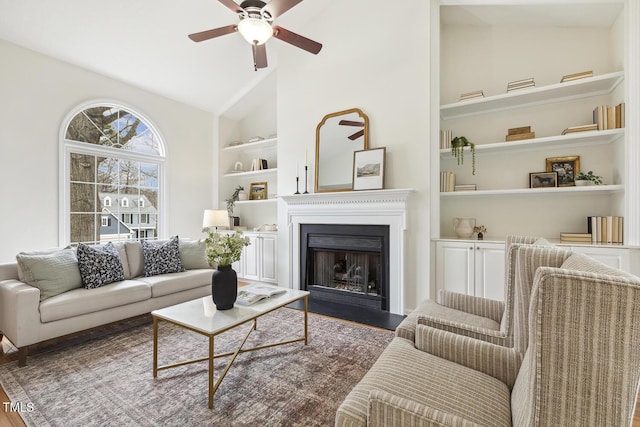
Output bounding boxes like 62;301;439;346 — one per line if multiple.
61;101;166;245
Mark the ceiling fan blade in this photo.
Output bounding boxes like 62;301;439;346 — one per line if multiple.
273;25;322;54
262;0;303;20
348;130;365;141
339;120;365;127
218;0;243;14
252;43;268;70
188;25;238;42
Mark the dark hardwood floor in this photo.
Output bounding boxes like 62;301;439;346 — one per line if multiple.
1;317;639;426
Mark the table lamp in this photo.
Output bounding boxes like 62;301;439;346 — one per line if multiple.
202;209;229;232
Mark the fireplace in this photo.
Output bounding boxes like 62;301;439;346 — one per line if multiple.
300;224;390;311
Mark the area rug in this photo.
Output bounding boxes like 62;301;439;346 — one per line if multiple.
0;308;393;426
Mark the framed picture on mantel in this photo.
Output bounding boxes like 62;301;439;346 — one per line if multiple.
352;147;386;191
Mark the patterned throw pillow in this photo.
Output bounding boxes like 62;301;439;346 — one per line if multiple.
141;236;185;277
77;242;126;289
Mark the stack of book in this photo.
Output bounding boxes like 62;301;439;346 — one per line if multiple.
459;90;484;101
454;184;477;192
440;130;454;149
440;171;455;192
561;123;598;135
560;232;592;243
505;125;535;142
250;158;268;171
560;70;593;83
587;216;624;244
593;103;625;130
507;78;535;92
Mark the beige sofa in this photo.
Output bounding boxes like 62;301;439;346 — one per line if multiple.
0;239;213;366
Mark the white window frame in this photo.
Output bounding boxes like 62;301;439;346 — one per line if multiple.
59;99;167;246
121;197;129;208
104;196;111;207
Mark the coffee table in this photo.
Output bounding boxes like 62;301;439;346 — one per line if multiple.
152;289;309;408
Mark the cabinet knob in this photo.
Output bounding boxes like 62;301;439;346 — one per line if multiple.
469;247;473;250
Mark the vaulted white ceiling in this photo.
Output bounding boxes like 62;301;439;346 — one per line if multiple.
0;0;332;115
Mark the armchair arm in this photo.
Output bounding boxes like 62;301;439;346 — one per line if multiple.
417;315;509;347
368;390;478;427
0;279;41;347
437;290;504;323
415;324;522;389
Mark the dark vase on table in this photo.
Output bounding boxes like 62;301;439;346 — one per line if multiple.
212;264;237;310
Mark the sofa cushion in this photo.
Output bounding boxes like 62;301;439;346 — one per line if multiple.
76;243;126;289
16;249;82;301
141;236;185;277
39;279;151;323
179;238;210;270
124;241;144;278
138;269;213;298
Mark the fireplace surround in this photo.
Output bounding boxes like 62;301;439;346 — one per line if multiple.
281;188;412;315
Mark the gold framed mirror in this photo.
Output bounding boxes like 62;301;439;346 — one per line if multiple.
314;108;369;193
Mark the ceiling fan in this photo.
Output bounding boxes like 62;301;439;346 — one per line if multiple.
339;120;365;141
188;0;323;71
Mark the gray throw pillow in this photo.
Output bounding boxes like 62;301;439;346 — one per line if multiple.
179;239;211;270
16;249;82;301
77;242;126;289
141;236;185;277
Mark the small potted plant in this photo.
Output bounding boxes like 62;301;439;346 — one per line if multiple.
226;185;244;227
575;171;603;186
451;136;476;175
473;225;487;240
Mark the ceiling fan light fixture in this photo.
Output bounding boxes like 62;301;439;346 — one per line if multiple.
237;18;273;45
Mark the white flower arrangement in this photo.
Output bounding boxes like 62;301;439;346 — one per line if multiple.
202;229;250;267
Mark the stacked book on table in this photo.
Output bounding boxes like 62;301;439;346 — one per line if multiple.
560;232;593;243
507;78;535;92
561;124;599;135
454;184;477;192
505;125;535;141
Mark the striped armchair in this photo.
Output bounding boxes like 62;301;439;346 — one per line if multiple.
336;251;640;427
396;235;548;347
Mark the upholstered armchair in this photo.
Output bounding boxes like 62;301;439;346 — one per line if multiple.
336;254;640;427
396;235;548;347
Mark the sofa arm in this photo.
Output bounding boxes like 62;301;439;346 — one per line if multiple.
368;390;478;427
415;324;522;389
0;279;42;348
437;290;504;323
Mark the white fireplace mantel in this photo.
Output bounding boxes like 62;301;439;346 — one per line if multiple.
280;188;413;315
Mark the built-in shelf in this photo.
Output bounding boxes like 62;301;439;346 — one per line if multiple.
440;128;624;158
222;137;277;152
223;168;278;178
235;199;277;205
440;71;623;120
441;184;623;197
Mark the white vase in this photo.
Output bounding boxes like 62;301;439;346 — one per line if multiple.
237;190;248;201
453;218;476;238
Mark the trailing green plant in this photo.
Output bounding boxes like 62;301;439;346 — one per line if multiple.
451;136;476;175
575;171;603;185
226;185;244;215
202;230;250;266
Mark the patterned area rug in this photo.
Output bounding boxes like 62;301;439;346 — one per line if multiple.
0;308;393;426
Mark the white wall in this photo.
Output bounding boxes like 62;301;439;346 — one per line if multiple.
0;39;216;262
276;0;432;312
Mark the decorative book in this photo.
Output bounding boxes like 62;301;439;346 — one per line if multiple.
236;284;286;306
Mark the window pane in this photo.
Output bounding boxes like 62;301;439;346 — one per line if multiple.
141;188;158;214
97;157;119;187
119;159;140;187
140;163;159;188
70;183;95;213
70;214;98;243
69;153;95;183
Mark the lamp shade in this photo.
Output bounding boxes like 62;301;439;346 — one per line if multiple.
237;18;273;45
202;209;229;229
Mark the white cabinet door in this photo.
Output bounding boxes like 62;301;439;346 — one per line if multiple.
474;243;505;301
259;234;278;284
436;241;475;295
242;234;260;281
436;241;505;301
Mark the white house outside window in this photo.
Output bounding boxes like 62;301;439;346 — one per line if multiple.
61;102;166;245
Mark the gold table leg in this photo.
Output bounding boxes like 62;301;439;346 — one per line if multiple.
208;336;214;409
153;317;158;378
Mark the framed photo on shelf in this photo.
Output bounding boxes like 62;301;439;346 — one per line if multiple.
352;147;386;191
546;156;580;187
249;182;268;200
529;171;558;188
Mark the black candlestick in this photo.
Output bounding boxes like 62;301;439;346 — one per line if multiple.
294;176;300;194
303;166;309;194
